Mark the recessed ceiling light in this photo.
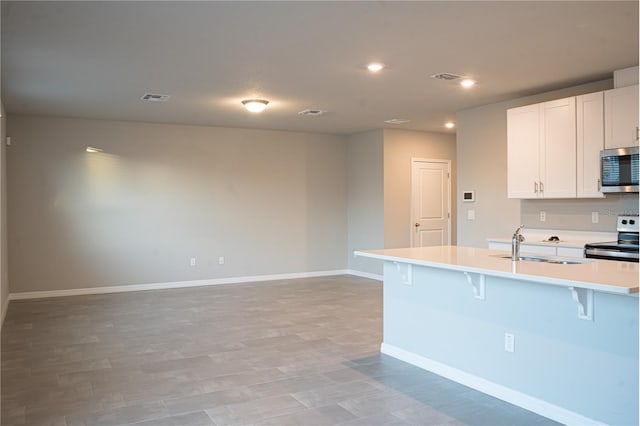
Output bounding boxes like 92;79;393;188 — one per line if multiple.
242;99;269;113
460;79;476;88
367;63;385;72
445;122;455;129
384;118;410;124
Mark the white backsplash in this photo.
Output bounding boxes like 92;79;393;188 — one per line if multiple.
521;194;638;232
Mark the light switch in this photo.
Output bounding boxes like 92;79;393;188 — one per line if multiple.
467;210;475;220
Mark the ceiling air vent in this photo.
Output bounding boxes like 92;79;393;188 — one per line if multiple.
141;93;171;102
429;73;463;81
298;109;327;116
384;118;410;124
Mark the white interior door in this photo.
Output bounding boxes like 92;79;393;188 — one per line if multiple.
411;159;451;247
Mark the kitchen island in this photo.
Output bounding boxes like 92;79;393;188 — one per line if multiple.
355;246;638;426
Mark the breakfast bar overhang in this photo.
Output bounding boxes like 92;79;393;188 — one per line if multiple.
355;246;639;426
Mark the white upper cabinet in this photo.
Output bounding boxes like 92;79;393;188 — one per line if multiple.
508;80;638;199
577;92;605;198
507;104;540;198
540;98;577;198
507;97;576;199
604;84;639;149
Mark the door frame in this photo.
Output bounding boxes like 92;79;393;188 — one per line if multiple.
410;158;452;247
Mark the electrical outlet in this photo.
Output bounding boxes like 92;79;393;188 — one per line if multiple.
190;257;196;267
539;211;546;222
504;333;515;353
592;212;599;223
218;256;225;265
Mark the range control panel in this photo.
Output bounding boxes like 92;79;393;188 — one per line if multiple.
617;215;639;233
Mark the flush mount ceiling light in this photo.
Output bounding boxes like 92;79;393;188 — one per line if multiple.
367;62;385;72
242;99;269;113
460;79;476;88
445;122;455;129
86;147;103;153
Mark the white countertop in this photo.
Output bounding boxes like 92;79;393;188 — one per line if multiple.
355;245;638;295
487;229;617;249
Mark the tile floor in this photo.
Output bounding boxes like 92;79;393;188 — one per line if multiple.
1;275;559;425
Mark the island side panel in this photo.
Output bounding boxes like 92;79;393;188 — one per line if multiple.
382;261;638;426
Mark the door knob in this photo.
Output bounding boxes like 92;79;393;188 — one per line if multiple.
415;223;420;227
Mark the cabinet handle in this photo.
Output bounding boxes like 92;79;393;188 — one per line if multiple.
534;182;538;194
539;182;544;193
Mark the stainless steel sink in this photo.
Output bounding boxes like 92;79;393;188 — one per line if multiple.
520;256;587;264
493;254;590;265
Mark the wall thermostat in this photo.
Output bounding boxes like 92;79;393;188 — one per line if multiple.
462;191;475;202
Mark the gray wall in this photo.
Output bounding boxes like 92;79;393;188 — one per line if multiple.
1;104;6;318
7;115;348;293
346;128;455;275
346;130;384;276
383;129;457;248
456;79;619;247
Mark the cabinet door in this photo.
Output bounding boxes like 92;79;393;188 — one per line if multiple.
519;244;557;255
487;242;511;251
577;92;605;198
557;247;584;258
604;85;639;149
507;104;540;198
540;97;576;198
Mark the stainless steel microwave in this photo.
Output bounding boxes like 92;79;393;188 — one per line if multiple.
600;146;639;193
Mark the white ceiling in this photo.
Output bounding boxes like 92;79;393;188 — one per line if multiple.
2;1;638;135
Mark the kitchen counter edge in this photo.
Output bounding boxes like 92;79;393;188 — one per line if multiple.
354;246;638;295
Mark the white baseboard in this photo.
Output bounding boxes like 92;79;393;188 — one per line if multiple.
8;269;352;301
380;342;602;426
346;269;383;281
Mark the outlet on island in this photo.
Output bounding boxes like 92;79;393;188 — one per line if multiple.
504;333;515;353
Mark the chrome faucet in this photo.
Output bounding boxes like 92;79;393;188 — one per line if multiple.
512;225;525;261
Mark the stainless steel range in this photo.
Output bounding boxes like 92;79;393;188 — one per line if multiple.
584;215;639;262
